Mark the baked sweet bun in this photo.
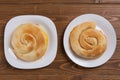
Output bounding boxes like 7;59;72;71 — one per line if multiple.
11;23;48;62
70;22;107;59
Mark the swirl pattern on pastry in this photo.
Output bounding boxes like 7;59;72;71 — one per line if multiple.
11;23;48;62
70;22;107;59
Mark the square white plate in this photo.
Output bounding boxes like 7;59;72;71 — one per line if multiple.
63;14;117;68
4;15;58;69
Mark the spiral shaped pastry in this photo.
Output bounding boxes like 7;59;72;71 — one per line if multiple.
70;22;107;59
11;23;48;62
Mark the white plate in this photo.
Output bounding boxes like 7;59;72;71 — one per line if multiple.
4;15;58;69
63;14;117;68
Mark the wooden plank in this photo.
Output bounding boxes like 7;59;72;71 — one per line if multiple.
0;74;120;80
0;0;99;4
100;0;120;3
0;75;69;80
0;4;120;80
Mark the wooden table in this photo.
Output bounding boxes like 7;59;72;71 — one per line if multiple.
0;0;120;80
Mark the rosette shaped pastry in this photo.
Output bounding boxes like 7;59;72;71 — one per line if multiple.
11;23;48;62
70;22;107;59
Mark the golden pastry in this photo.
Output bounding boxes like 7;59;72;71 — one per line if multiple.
70;22;107;59
11;23;48;62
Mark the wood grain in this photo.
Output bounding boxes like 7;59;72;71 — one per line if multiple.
100;0;120;3
0;1;120;80
0;0;99;4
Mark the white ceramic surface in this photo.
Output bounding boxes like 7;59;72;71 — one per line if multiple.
63;14;117;68
4;15;58;69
